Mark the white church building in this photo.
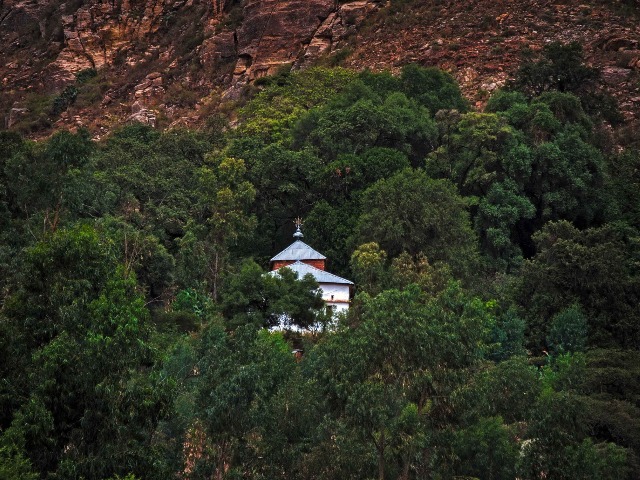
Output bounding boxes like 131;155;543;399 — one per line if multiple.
269;222;353;315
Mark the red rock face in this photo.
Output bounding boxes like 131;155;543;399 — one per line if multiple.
344;0;640;119
233;0;334;82
2;0;639;134
0;0;379;132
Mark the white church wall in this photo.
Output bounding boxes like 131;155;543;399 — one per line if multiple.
320;282;350;314
319;282;350;302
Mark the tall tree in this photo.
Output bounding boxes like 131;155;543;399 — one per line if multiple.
308;283;493;479
0;224;170;479
178;155;256;299
516;220;640;350
355;168;479;280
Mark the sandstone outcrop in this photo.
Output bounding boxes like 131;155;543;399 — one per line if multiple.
226;0;379;96
1;0;639;134
1;0;380;127
296;0;378;69
234;0;335;83
47;0;168;87
128;100;157;127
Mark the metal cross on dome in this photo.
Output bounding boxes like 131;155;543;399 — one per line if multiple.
293;217;304;238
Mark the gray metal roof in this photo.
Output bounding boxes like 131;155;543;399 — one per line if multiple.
271;261;353;285
270;240;327;262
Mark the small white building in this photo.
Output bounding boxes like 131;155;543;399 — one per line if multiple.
270;224;353;315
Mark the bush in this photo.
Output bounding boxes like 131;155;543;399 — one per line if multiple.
75;74;111;109
75;68;98;84
547;305;588;354
163;82;199;107
50;85;78;116
10;93;52;133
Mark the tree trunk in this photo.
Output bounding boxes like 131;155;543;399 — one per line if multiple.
398;457;410;480
212;250;219;301
377;432;385;480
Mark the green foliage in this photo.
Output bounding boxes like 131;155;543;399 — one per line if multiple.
517;221;640;350
75;68;98;84
428;112;523;195
512;42;599;96
399;63;469;113
0;224;171;478
305;92;434;160
227;140;322;250
0;398;54;477
341;147;411;187
581;349;640;470
453;416;519;480
220;259;325;329
477;178;535;269
230;64;468;274
237;67;357;143
8;93;53;133
350;242;387;295
427;110;534;267
388;251;453;294
517;388;629;480
531;126;605;225
51;85;78;116
4;128;95;228
178;154;256;298
0;62;638;478
547;305;588;355
309;283;493;478
74;71;112;109
432;89;609;268
6;222;116;345
489;308;527;361
605;149;640;229
470;357;540;424
508;42;622;124
0;436;38;480
355;168;479;279
293;73;439;163
94;125;212;241
190;325;295;477
172;288;215;320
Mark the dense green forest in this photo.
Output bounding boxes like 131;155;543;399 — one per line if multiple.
1;44;639;479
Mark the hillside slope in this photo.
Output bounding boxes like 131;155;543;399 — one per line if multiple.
1;0;639;135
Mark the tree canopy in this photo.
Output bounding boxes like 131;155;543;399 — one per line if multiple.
0;58;638;479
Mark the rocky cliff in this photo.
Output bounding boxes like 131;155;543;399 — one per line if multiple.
346;0;640;116
1;0;639;135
